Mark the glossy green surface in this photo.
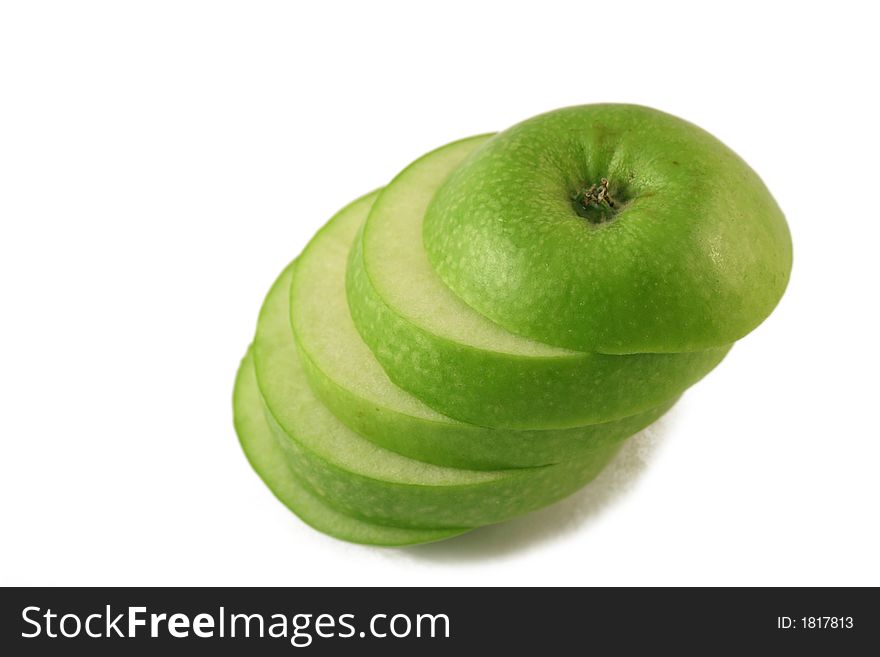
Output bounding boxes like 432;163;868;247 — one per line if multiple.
424;104;792;353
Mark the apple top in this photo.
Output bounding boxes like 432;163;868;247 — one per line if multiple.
423;104;792;353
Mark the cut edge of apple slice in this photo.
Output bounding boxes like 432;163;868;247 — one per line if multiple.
233;348;468;546
289;188;681;468
289;189;452;425
255;261;509;487
361;134;581;360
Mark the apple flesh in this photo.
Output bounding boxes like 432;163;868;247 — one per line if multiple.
254;262;629;529
290;189;678;469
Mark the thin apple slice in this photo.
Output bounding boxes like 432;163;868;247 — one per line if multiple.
347;136;731;429
233;349;466;546
254;263;623;529
291;190;676;469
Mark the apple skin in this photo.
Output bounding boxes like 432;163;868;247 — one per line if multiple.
290;188;678;469
348;136;731;429
254;262;627;530
423;104;792;354
233;349;467;546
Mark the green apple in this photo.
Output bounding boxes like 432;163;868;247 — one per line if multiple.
234;103;791;546
290;189;677;469
253;262;626;529
423;104;793;353
347;136;730;429
233;349;466;546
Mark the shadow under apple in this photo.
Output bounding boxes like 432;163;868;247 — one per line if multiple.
399;408;677;562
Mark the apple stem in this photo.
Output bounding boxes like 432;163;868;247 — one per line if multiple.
572;178;619;223
581;178;617;209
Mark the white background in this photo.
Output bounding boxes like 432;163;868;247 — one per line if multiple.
2;1;878;587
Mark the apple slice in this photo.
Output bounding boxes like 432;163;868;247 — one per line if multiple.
423;105;793;353
290;190;677;470
234;349;466;546
347;136;731;429
254;263;625;529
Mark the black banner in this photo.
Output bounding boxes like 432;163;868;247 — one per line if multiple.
1;587;876;654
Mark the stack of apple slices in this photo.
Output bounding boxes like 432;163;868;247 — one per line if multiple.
233;105;792;546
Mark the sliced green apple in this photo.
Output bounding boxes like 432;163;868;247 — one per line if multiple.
255;263;625;529
234;349;466;546
423;105;793;353
347;136;731;429
290;190;677;469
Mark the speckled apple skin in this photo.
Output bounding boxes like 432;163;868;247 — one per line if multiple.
347;137;730;429
424;104;792;353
